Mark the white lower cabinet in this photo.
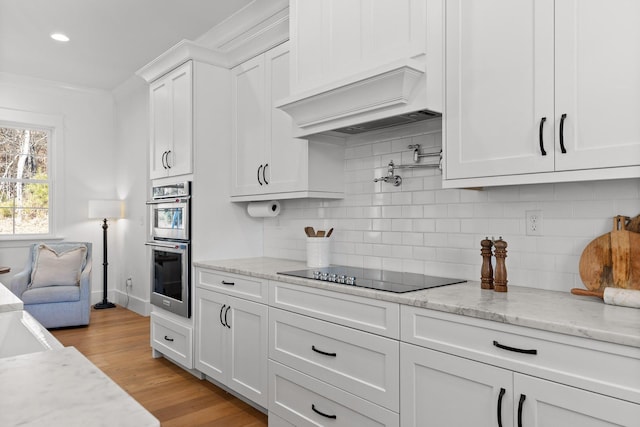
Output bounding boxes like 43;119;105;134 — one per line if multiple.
195;286;268;408
268;281;400;426
400;306;640;427
150;310;193;369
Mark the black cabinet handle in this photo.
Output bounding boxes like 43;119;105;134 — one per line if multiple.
559;113;567;153
166;150;172;168
538;117;547;156
161;151;168;169
312;345;337;357
220;304;226;327
312;404;337;419
221;280;235;286
497;387;506;427
493;340;537;355
263;163;269;185
224;305;231;328
517;394;526;427
257;164;263;185
164;335;174;342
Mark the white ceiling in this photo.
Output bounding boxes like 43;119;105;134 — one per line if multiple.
0;0;254;90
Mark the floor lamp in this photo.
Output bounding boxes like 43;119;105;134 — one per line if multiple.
88;200;123;309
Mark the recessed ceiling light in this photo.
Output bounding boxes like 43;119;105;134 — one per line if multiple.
50;33;70;42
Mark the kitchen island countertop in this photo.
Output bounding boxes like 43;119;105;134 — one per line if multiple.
0;346;159;427
194;257;640;348
0;281;23;312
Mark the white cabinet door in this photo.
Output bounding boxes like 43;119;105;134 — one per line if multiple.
265;42;308;194
290;0;427;94
401;343;513;427
554;0;640;171
231;54;267;196
194;287;227;383
194;287;268;408
444;0;555;180
227;296;269;408
149;61;193;179
514;374;640;427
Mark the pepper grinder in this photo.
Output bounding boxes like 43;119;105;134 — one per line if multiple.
494;237;508;292
480;237;494;289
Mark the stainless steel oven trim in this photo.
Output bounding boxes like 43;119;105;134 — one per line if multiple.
147;241;190;318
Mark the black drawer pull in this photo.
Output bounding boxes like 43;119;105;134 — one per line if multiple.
312;345;337;357
164;335;174;342
497;387;506;427
221;280;235;286
224;305;231;329
493;340;537;355
257;164;263;185
517;394;526;427
312;404;337;419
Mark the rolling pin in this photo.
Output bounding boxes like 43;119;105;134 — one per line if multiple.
571;288;640;309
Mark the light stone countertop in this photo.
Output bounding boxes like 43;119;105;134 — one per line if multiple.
0;282;23;312
0;346;159;427
194;257;640;348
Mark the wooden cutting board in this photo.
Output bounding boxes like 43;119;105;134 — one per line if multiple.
579;216;640;291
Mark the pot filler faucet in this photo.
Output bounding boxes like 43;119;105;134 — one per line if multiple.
373;144;442;187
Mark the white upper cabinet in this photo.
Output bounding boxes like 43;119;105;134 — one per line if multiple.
444;0;640;187
149;61;193;179
230;42;344;202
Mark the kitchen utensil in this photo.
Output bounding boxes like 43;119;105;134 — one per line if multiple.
571;288;640;309
316;230;325;237
579;216;640;291
326;228;334;238
304;226;315;237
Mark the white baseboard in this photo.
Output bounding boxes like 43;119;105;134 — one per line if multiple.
92;290;150;316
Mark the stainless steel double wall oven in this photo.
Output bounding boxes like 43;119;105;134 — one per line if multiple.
146;181;191;318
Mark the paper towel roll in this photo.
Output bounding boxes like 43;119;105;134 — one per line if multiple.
247;201;281;218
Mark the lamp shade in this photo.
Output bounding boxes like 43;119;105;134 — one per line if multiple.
88;200;123;220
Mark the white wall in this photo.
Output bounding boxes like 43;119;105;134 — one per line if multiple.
0;72;121;302
112;76;151;314
264;121;640;293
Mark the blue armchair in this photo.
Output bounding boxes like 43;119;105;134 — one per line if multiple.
10;242;92;328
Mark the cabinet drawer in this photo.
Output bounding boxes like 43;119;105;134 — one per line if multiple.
269;308;399;411
269;281;399;338
151;312;192;369
269;360;399;427
196;269;268;303
401;306;640;404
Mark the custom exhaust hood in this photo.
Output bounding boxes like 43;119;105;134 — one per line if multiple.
276;58;442;138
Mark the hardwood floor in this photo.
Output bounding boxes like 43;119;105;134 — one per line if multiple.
51;306;268;427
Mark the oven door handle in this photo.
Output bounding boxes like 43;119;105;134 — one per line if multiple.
146;196;191;205
145;241;185;249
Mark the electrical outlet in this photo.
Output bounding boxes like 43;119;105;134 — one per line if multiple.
126;277;133;288
526;210;543;236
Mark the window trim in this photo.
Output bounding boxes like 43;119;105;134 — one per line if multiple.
0;107;63;240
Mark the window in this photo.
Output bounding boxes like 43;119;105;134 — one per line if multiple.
0;108;61;238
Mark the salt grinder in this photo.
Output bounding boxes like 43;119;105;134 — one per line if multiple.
480;237;494;289
493;237;508;292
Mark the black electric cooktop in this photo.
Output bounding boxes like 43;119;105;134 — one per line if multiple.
277;266;466;293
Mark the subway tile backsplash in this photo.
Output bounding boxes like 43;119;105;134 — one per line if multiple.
263;121;640;293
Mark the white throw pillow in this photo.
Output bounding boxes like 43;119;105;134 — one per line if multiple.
30;244;87;288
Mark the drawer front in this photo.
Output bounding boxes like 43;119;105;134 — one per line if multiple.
270;307;399;411
269;360;399;427
401;306;640;404
269;281;399;338
196;268;267;303
151;312;192;369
